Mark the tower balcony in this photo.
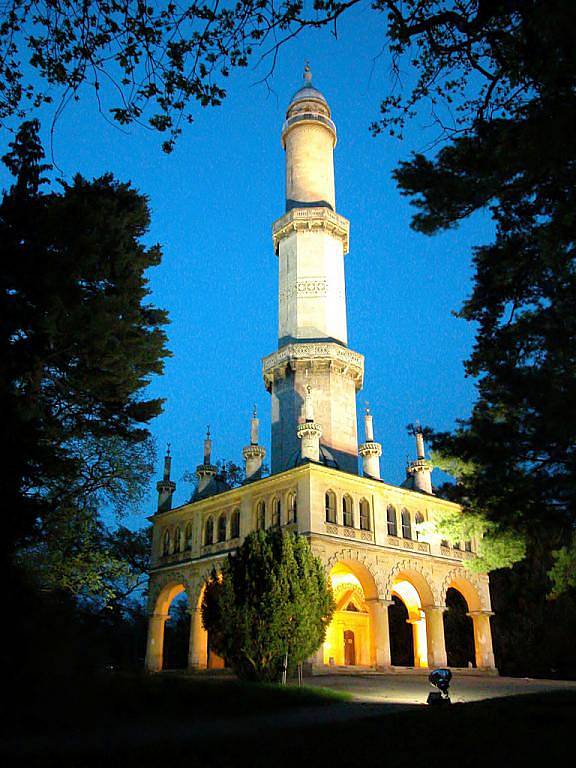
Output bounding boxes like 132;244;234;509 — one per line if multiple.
272;207;350;255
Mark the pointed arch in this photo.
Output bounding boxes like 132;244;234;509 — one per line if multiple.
325;549;385;600
440;568;485;612
325;490;337;523
384;559;438;606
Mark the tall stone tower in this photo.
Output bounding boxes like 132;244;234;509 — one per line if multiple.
263;66;364;473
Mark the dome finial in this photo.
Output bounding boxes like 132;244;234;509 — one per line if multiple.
303;62;312;84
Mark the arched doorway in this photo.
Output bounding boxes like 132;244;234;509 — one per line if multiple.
444;587;475;668
145;581;188;672
389;595;414;666
146;579;218;673
389;569;435;668
324;561;379;667
163;591;190;670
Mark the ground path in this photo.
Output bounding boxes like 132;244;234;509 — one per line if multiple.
304;671;576;705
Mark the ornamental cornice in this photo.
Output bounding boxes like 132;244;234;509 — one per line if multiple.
262;342;364;391
358;441;382;458
272;207;350;254
196;463;217;476
242;445;266;459
296;422;322;438
407;458;433;475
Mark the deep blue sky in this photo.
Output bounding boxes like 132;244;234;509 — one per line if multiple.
1;7;493;527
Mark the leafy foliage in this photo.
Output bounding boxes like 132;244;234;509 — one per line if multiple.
2;2;562;150
389;2;576;592
202;528;334;682
549;539;576;599
19;513;151;608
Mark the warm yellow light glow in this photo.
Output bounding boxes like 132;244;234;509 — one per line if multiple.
392;580;421;619
324;564;371;666
392;579;429;668
330;570;363;590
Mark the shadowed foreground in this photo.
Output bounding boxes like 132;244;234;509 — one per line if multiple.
3;673;576;767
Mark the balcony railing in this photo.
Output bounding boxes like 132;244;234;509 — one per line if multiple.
324;522;374;543
385;535;431;554
440;545;475;560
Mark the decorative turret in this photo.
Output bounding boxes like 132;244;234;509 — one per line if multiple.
195;426;218;495
404;425;434;494
156;444;176;513
296;385;323;462
243;405;266;482
358;406;382;480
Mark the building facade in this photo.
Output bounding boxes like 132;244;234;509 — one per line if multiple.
145;67;497;675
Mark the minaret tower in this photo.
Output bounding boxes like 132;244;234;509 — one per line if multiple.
195;427;217;495
243;406;266;481
359;406;382;480
262;66;364;473
296;385;323;462
156;444;176;512
405;425;434;494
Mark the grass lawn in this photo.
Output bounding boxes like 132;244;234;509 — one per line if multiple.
15;672;350;733
8;680;575;768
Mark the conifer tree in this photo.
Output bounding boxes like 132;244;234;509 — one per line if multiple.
202;529;334;682
0;120;170;565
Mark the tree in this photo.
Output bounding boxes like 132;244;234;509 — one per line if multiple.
1;2;559;151
202;528;334;682
390;1;576;588
0;120;170;566
19;512;152;609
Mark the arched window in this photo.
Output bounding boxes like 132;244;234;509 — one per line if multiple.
287;492;297;523
271;497;281;527
453;541;461;550
387;505;397;537
230;509;240;539
464;540;473;552
401;509;412;539
359;499;370;531
325;491;337;523
217;513;227;543
184;523;193;551
162;529;170;556
441;539;450;548
204;516;214;546
256;501;266;530
343;495;354;527
173;526;181;553
415;511;424;541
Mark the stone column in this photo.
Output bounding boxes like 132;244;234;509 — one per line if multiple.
423;606;448;668
188;606;208;670
468;610;496;670
145;613;168;672
367;598;393;669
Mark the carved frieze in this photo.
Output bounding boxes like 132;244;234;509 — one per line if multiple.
272;207;350;254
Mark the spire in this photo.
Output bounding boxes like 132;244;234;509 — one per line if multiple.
156;443;176;513
243;405;266;482
359;404;382;480
196;427;217;495
203;425;212;464
250;405;259;445
304;384;314;422
404;424;434;494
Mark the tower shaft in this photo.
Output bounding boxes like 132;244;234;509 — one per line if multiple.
263;68;363;474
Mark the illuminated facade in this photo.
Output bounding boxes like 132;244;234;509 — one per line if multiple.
145;68;497;674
